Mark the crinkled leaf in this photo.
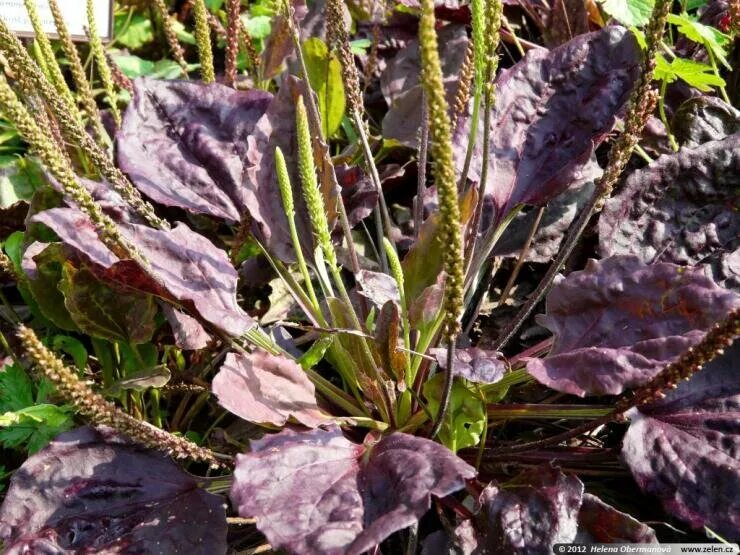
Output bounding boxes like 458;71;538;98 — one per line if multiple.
0;427;227;554
212;350;328;427
599;135;740;290
431;347;506;384
456;26;640;225
60;263;157;344
527;256;740;396
381;24;469;148
303;37;346;137
31;207;254;336
474;466;584;554
622;343;740;539
672;96;740;148
117;78;272;222
575;493;658;543
230;427;476;555
423;373;487;452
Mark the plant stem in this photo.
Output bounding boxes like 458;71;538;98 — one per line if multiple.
430;341;456;438
497;205;546;308
658;79;679;151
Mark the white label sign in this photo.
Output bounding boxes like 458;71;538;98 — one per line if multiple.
0;1;113;40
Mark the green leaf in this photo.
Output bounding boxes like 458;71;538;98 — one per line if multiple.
3;231;23;269
171;18;196;45
0;365;73;454
298;336;334;370
60;263;158;344
0;156;44;208
0;404;73;453
423;373;486;453
241;14;272;39
350;38;372;55
114;12;154;50
667;12;731;68
0;364;34;412
25;244;78;331
52;335;88;370
601;0;655;27
302;37;346;138
655;55;725;91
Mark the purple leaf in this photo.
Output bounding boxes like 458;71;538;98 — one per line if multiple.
474;466;584;554
230;427;476;555
575;494;658;544
526;256;740;396
31;207;254;336
492;158;599;263
431;347;506;384
0;426;227;554
212;350;329;427
117;78;272;222
457;26;640;224
356;269;401;309
599;134;740;290
672;97;739;148
622;343;740;540
160;302;211;350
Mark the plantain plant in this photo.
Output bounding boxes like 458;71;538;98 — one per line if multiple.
0;0;738;553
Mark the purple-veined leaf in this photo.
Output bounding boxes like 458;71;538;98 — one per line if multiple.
31;207;254;336
431;347;506;384
230;427;476;555
575;493;658;544
116;78;272;222
526;256;740;396
456;25;640;225
474;466;584;554
622;342;740;540
212;350;329;427
0;426;227;554
599;134;740;290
